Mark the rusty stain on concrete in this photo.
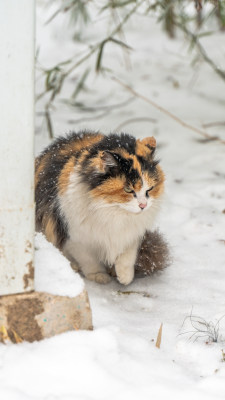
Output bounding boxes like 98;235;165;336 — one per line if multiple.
25;240;32;253
7;297;44;342
23;261;34;289
23;238;34;289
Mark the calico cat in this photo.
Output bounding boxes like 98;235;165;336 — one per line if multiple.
35;132;165;285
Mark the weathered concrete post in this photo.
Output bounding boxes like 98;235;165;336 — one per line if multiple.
0;0;92;342
0;0;35;295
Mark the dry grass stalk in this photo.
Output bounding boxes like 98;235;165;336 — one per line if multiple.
222;349;225;362
0;325;23;344
0;325;10;343
179;313;225;343
156;323;163;349
11;329;23;344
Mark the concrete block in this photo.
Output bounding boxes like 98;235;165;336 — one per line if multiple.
0;290;92;343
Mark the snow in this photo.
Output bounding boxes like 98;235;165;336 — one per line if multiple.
1;1;225;399
35;232;84;297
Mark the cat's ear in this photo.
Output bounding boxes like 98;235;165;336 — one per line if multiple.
100;151;119;171
141;136;156;150
92;151;118;173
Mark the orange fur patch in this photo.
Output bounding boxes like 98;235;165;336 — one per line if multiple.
91;176;131;203
35;153;50;189
118;148;131;161
133;179;143;192
59;134;103;156
44;217;57;246
141;136;156;148
143;166;165;199
89;151;105;173
136;140;151;158
142;172;155;188
130;155;142;176
58;157;76;195
153;165;165;198
136;137;156;158
76;150;89;166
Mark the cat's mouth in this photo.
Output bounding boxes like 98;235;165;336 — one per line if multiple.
118;202;149;214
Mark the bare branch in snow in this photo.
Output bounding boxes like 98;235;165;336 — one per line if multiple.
112;76;225;145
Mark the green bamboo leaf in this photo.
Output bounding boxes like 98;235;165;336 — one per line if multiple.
71;68;90;99
95;41;107;73
108;37;132;50
197;31;214;38
45;109;54;139
100;0;136;12
96;37;132;73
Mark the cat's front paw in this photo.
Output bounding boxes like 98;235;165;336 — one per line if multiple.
70;261;79;272
86;272;111;284
115;263;134;286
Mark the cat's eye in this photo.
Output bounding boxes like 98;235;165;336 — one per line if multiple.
124;186;134;194
146;186;154;197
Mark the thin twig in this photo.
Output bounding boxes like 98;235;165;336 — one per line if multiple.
45;7;62;25
176;22;225;83
115;117;157;131
68;111;109;124
112;76;225;145
37;97;134;118
45;109;54;139
110;2;132;69
203;121;225;128
62;96;135;113
196;136;220;143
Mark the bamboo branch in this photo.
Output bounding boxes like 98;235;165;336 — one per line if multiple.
110;2;132;69
40;1;142;138
112;76;225;145
176;22;225;83
66;0;141;77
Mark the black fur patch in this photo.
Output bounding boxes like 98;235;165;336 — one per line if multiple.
137;156;159;175
92;133;137;155
79;133;147;189
80;151;141;189
35;149;70;248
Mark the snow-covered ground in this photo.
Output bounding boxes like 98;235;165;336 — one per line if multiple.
35;233;84;297
1;2;225;399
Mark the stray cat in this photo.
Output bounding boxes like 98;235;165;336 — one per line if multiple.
35;132;165;285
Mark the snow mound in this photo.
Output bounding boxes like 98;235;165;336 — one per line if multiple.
0;328;224;400
35;232;84;297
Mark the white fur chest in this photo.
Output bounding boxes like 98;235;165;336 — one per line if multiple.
59;171;159;264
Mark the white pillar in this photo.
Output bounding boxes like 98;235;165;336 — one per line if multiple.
0;0;35;295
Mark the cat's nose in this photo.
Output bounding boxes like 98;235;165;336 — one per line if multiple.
139;202;147;209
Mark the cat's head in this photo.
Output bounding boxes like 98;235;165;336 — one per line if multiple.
80;134;165;214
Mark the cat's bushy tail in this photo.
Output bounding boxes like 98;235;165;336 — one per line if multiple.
109;230;171;279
